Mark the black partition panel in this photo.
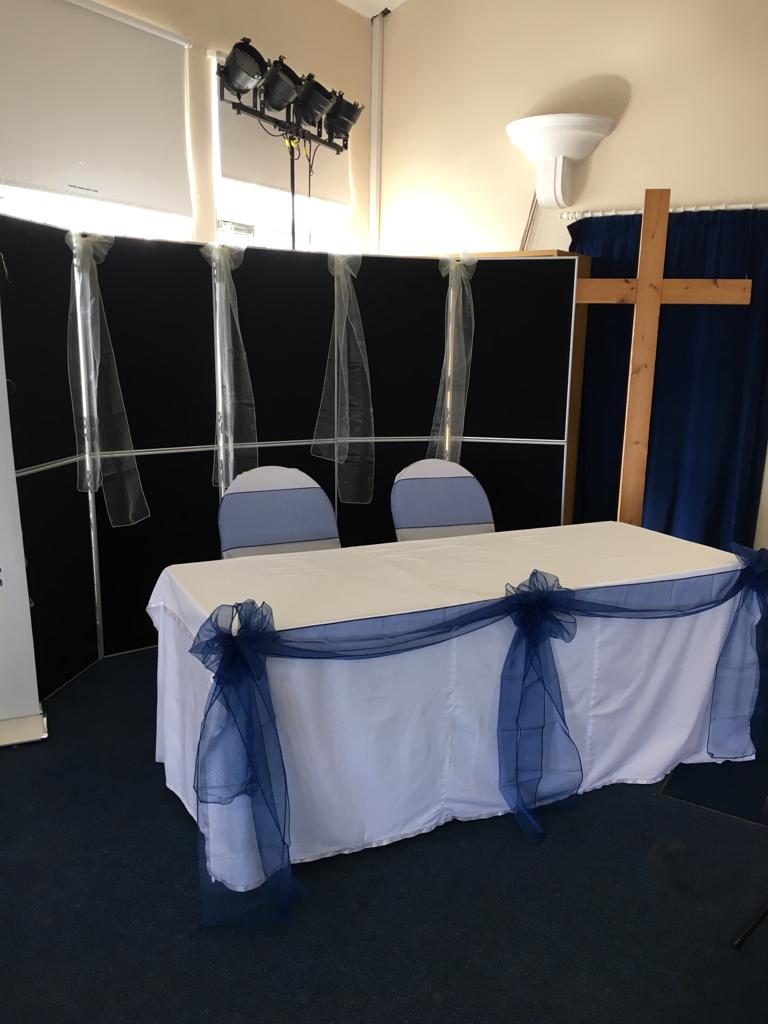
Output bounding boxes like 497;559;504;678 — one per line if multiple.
97;452;220;656
98;237;215;450
234;251;448;444
97;445;337;656
1;215;579;691
337;442;422;548
466;258;576;440
354;256;446;437
16;467;97;698
460;442;564;532
0;215;74;468
236;249;333;442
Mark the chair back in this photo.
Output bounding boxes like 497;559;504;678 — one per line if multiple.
219;466;340;558
390;459;495;542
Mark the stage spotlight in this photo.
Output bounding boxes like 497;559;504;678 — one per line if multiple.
221;38;267;97
297;74;335;127
325;93;364;141
262;57;302;112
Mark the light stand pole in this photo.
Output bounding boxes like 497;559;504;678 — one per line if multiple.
218;67;350;253
289;138;296;251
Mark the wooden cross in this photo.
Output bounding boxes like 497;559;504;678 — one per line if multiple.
574;188;752;526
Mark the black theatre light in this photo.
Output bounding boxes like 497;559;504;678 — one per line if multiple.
221;38;267;97
325;93;364;142
297;74;335;127
262;57;302;112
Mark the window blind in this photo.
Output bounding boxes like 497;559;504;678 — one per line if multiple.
0;0;192;217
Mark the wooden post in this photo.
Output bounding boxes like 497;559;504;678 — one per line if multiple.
617;189;670;526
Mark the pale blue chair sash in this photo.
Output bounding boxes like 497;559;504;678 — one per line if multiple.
391;459;494;541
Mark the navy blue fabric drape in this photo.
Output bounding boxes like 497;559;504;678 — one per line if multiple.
189;556;763;925
569;211;768;550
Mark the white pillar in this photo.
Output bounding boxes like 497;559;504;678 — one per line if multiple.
368;12;385;254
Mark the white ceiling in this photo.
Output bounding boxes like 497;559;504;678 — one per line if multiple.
336;0;408;17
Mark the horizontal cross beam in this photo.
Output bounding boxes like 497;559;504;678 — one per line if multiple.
576;277;752;305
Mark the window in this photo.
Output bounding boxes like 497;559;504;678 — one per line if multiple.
0;183;193;241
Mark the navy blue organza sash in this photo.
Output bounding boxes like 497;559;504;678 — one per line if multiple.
189;548;767;926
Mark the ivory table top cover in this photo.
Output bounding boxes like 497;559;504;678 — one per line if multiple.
150;521;739;633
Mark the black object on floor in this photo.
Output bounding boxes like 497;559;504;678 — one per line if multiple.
2;650;768;1024
661;757;768;827
732;894;768;948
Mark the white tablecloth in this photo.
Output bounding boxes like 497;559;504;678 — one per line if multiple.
148;522;751;889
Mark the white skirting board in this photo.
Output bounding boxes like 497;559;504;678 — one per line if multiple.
0;309;45;746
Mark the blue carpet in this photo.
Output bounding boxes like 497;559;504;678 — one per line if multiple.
2;649;768;1024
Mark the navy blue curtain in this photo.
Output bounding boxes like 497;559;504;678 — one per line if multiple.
569;210;768;550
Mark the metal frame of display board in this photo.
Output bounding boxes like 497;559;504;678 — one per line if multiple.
8;245;585;691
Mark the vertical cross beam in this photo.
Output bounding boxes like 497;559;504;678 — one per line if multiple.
617;188;671;525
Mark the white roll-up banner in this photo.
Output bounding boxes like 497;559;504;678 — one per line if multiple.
0;317;45;745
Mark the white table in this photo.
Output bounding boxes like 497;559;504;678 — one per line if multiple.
148;522;751;890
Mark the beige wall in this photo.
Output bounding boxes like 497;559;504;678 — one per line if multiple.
380;0;768;543
103;0;372;242
379;0;768;254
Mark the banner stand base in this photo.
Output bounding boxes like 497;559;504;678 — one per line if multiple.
0;707;48;747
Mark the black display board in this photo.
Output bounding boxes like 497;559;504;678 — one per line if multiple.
460;442;564;531
237;249;333;442
354;256;446;437
16;467;97;698
235;251;449;443
0;215;74;468
98;237;215;450
337;442;420;548
467;258;576;440
98;445;337;656
1;213;577;694
96;452;220;656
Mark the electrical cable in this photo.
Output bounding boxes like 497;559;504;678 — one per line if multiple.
255;117;283;139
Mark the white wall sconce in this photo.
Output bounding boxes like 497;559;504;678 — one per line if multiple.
505;113;614;209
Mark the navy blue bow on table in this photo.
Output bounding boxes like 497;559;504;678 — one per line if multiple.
189;550;765;925
734;544;768;604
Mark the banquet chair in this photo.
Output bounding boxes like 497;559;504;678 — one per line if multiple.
390;458;495;541
218;466;340;558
